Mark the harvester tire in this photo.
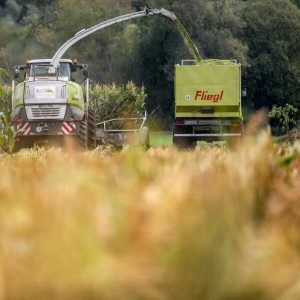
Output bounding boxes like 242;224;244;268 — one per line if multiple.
87;109;96;149
79;119;87;149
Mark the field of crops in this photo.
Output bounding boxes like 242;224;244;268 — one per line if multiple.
0;126;300;300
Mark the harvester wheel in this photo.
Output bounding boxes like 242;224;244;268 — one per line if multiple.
79;119;87;149
87;109;97;149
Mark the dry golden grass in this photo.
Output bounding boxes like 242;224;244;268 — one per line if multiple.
0;131;300;299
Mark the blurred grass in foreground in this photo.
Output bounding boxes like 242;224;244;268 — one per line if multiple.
0;132;300;299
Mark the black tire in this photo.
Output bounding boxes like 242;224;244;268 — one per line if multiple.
173;124;196;150
144;131;150;149
173;136;195;149
226;122;244;148
13;138;25;153
87;109;96;149
78;110;96;150
13;136;32;152
78;119;87;149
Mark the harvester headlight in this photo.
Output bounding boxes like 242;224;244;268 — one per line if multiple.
36;126;43;133
72;93;79;100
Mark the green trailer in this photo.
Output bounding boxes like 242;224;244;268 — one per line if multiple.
173;60;243;148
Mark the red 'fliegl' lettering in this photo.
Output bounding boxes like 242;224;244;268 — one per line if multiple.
195;91;224;102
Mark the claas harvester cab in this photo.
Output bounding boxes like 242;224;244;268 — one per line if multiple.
11;59;96;150
173;60;244;148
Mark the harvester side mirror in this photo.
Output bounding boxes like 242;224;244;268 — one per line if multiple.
83;67;89;78
14;67;20;80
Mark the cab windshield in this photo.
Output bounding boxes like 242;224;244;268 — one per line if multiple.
30;62;71;79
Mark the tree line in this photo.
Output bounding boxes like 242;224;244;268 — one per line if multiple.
1;0;300;129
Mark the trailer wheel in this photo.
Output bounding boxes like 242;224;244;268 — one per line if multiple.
173;136;195;149
173;125;196;150
226;121;244;148
145;131;150;149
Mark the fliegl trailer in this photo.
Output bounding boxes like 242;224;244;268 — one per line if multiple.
173;60;243;148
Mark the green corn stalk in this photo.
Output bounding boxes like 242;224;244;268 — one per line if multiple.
0;84;12;113
0;111;16;154
0;80;14;153
0;68;9;85
89;82;146;129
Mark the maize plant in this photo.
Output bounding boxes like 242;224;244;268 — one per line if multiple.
89;82;146;123
0;111;15;153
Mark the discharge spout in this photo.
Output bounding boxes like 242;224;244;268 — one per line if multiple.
159;9;177;21
50;8;177;67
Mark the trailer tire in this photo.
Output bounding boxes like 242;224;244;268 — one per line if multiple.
145;131;150;149
226;121;244;149
173;136;195;149
173;125;196;150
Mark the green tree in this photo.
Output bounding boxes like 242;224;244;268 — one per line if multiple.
269;103;298;134
289;0;300;8
241;0;300;112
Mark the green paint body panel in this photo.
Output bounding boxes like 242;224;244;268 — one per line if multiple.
13;82;25;109
175;63;242;119
66;81;85;111
12;81;85;111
